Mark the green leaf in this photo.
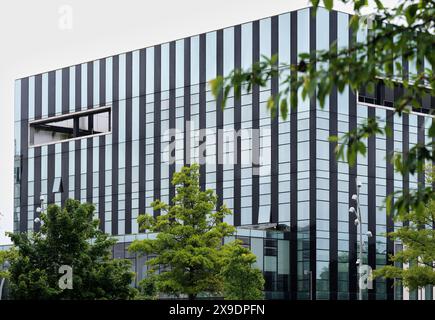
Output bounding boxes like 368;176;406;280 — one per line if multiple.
280;98;288;120
386;194;393;216
209;76;224;99
311;0;320;10
428;123;435;138
267;96;275;112
405;4;418;25
384;124;393;138
328;135;338;142
323;0;333;11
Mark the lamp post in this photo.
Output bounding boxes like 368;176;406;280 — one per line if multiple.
34;193;45;227
349;179;372;300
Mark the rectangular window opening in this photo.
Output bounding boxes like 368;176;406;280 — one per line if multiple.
29;106;111;147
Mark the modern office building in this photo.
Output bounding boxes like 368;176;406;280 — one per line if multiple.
14;6;433;299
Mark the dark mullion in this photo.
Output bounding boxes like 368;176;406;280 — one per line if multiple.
184;38;191;166
139;49;147;219
234;25;242;227
153;45;162;217
61;67;70;206
47;71;56;205
289;11;298;300
309;7;317;300
111;56;119;235
169;41;176;204
329;10;338;301
367;106;377;300
270;15;279;224
252;20;260;226
348;16;358;300
86;62;93;204
199;34;206;189
20;78;29;232
385;82;395;300
216;30;224;210
33;74;42;231
98;58;106;232
74;64;82;201
125;52;133;234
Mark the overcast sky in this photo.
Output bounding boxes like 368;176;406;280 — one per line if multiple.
0;0;399;245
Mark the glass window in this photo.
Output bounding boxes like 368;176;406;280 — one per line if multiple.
223;27;234;76
28;106;111;147
279;13;291;66
190;36;200;85
81;63;87;109
29;76;35;120
161;43;170;92
106;57;113;104
260;18;271;58
206;32;217;81
241;23;252;69
176;40;184;89
55;69;62;115
93;60;100;106
146;47;154;94
42;73;48;117
69;66;76;113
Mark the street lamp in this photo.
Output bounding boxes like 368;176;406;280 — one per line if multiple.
35;193;45;227
349;179;372;300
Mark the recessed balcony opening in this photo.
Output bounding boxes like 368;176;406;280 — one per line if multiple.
29;106;111;147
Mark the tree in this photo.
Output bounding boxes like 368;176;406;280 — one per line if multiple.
136;275;159;300
374;166;435;290
3;199;137;300
220;241;265;300
129;164;264;300
210;0;434;218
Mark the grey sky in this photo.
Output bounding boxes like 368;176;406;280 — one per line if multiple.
0;0;397;244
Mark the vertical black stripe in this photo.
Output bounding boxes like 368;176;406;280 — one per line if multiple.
234;25;242;227
98;134;106;232
271;16;279;224
112;56;119;235
139;49;147;219
33;148;41;231
47;71;55;205
62;68;70;115
125;52;133;234
348;16;358;300
309;8;317;299
367;106;376;300
401;56;410;233
169;42;176;203
329;10;338;300
74;65;82;201
20;78;29;232
61;67;70;206
86;62;94;204
252;20;260;225
154;45;162;216
184;38;191;166
199;34;206;189
386;107;395;300
216;30;224;210
417;116;425;186
98;59;106;232
33;75;42;231
290;11;298;300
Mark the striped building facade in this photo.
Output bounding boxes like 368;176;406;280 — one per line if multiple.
14;7;433;299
